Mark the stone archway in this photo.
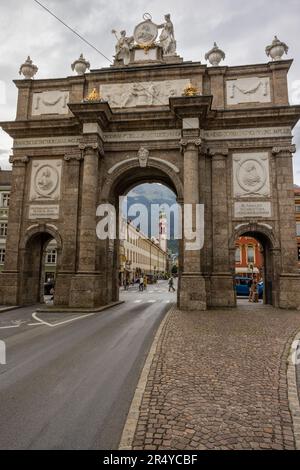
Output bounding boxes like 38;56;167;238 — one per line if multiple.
231;223;279;306
19;224;62;305
99;159;183;306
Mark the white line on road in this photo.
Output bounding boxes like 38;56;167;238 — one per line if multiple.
32;311;98;328
134;300;142;303
0;324;21;330
147;300;156;303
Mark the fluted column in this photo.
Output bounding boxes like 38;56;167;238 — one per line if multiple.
272;145;298;272
179;136;206;310
180;137;202;273
211;147;230;272
209;147;235;307
69;141;104;309
78;143;101;273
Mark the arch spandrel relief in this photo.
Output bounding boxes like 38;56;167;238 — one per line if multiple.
233;152;270;198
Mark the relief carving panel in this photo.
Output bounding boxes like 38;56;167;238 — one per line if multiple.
233;152;270;198
226;77;271;105
32;90;70;116
100;79;190;108
29;159;62;202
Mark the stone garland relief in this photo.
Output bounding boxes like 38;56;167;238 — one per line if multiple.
233;152;270;198
226;77;271;105
32;90;70;116
100;79;190;108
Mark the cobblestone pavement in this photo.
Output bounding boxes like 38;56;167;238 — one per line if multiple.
131;305;300;450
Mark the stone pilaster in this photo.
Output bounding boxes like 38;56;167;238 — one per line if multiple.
179;133;206;311
54;152;82;306
272;144;300;309
209;147;235;307
0;156;28;305
69;140;105;308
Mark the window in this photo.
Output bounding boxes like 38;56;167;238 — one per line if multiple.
46;250;57;264
0;223;8;237
295;205;300;213
247;245;255;263
0;249;5;264
298;246;300;261
1;193;10;208
297;223;300;237
235;247;241;263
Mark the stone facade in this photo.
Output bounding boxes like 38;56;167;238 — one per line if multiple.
0;33;300;310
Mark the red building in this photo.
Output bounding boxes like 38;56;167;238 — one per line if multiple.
235;236;264;279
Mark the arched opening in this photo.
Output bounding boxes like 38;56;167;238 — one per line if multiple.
232;227;276;306
20;227;61;305
102;163;182;305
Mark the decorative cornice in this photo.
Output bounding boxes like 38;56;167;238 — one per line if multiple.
9;155;29;166
272;144;296;156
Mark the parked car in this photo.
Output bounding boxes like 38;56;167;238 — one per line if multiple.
235;277;264;299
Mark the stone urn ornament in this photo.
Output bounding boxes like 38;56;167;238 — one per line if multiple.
205;42;225;66
19;56;38;79
265;36;288;61
71;53;90;75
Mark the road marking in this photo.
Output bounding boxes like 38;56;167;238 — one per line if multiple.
0;324;21;330
147;300;156;303
134;300;142;303
32;311;98;328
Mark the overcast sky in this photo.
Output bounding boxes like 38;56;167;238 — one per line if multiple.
0;0;300;183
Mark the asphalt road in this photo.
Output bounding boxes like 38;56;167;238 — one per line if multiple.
0;280;175;449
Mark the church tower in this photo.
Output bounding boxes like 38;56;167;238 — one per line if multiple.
159;211;167;252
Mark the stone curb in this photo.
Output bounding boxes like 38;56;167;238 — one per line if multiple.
118;305;174;450
0;306;20;314
287;331;300;450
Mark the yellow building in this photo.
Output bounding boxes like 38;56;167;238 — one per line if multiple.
119;220;167;285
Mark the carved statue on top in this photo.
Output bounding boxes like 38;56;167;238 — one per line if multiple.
112;29;134;65
157;14;177;56
112;13;177;65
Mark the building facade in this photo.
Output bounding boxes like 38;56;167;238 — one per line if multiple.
0;14;300;310
235;236;264;278
119;220;167;284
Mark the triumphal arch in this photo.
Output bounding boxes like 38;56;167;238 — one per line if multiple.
0;14;300;310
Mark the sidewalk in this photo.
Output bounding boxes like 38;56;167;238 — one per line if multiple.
129;306;300;450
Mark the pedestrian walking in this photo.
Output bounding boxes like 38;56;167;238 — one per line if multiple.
143;276;147;290
249;280;257;302
139;276;144;292
168;276;175;292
